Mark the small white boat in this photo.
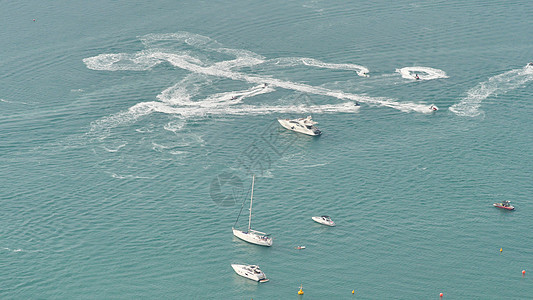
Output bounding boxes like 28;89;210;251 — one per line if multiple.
232;175;273;247
312;215;336;226
429;104;438;111
277;116;321;136
231;264;269;282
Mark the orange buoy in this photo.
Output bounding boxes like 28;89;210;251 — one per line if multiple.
440;292;443;297
500;248;503;253
522;270;526;275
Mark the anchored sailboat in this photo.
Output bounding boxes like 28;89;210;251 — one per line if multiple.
232;175;273;247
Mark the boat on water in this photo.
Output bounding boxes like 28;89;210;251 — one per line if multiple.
430;105;439;111
493;200;514;210
312;215;336;226
231;264;269;282
277;116;321;136
232;175;273;247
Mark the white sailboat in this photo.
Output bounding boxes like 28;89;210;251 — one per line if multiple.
232;175;273;247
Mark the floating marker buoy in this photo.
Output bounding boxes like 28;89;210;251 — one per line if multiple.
33;19;36;22
500;248;503;252
352;289;355;294
440;292;443;297
522;270;526;275
298;284;304;295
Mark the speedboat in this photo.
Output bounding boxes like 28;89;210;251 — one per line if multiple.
231;264;269;282
527;62;533;67
430;105;439;111
277;116;321;136
493;201;514;210
312;215;336;226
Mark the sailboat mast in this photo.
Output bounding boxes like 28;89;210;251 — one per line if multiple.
248;175;254;232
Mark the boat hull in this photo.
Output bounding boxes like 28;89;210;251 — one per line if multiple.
233;228;273;246
231;264;269;282
277;119;321;136
312;216;336;226
493;204;514;210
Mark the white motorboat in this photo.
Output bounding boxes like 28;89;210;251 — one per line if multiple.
312;215;336;226
231;264;269;282
232;175;273;247
277;116;321;136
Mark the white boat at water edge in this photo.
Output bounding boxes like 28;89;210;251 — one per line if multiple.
232;175;273;247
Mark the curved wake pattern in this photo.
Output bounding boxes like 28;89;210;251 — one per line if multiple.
270;57;369;77
83;32;438;135
450;64;533;117
396;66;448;81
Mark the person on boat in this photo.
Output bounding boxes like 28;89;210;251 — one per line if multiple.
415;74;420;80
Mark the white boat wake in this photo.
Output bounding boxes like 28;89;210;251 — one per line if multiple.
396;66;449;80
83;32;441;135
270;57;370;77
449;64;533;117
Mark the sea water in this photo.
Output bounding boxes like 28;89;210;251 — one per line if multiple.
1;1;533;298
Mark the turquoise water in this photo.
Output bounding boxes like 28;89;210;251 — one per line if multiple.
2;1;533;298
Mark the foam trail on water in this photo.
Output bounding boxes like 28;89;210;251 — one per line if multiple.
84;31;437;113
161;84;274;108
450;64;533;117
85;51;433;113
396;67;448;80
88;100;361;135
102;143;126;152
270;57;370;77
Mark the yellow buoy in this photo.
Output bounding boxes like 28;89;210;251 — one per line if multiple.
500;248;503;252
298;284;304;295
352;290;355;294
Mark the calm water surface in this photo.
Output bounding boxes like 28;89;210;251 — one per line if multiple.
1;1;533;298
